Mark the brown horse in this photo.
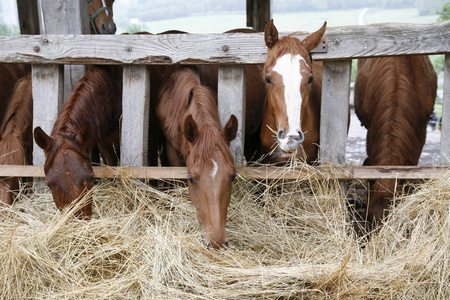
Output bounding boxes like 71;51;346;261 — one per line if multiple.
88;0;116;34
261;20;326;164
354;56;437;227
0;75;32;207
155;66;238;249
34;65;123;218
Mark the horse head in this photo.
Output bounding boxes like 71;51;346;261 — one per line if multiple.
262;20;326;163
183;112;238;249
88;0;116;34
34;124;95;218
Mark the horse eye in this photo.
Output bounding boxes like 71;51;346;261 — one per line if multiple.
188;175;196;185
230;172;237;182
307;75;313;84
87;0;91;3
265;75;272;84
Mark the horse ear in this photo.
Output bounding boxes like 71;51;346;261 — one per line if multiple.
264;19;279;48
34;126;52;151
302;21;327;53
21;122;32;147
184;115;198;143
223;114;238;143
76;122;93;146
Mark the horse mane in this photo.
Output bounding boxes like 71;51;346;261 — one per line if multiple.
364;57;435;167
45;65;123;169
0;74;32;165
159;67;234;166
264;35;307;74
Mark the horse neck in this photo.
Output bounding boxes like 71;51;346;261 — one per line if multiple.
52;65;122;151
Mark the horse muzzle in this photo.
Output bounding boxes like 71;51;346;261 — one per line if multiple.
277;128;304;153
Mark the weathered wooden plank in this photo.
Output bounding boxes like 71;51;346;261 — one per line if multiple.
218;65;246;167
313;21;450;60
441;53;450;165
319;60;352;164
1;165;448;180
41;0;89;34
32;65;64;165
41;0;90;101
121;65;150;166
0;21;447;65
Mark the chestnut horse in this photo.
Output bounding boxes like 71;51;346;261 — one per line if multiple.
354;56;437;227
0;64;30;125
34;65;123;218
0;75;32;207
261;20;326;164
88;0;116;34
155;66;238;249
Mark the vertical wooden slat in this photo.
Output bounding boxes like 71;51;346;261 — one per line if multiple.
319;60;352;164
121;65;150;166
440;54;450;165
32;65;64;165
247;0;272;32
218;65;246;167
40;0;89;101
16;0;40;34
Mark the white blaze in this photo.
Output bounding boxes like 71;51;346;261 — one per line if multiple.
272;54;306;139
101;0;109;16
210;159;218;179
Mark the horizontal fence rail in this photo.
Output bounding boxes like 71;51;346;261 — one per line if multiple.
0;21;448;65
0;21;449;180
0;165;448;180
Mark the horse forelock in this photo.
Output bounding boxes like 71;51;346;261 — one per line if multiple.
159;68;234;167
184;88;234;167
264;36;308;74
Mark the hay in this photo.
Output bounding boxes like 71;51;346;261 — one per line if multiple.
0;165;448;299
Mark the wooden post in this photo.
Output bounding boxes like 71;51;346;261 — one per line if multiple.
40;0;90;101
121;65;150;166
218;65;246;167
440;54;450;165
32;65;64;165
246;0;272;32
16;0;40;34
319;60;352;164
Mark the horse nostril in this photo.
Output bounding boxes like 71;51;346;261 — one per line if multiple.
101;23;107;33
277;129;285;140
295;131;305;142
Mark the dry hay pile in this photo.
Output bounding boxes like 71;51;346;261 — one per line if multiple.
0;165;448;299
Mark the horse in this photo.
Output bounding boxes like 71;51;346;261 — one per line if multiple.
88;0;116;34
33;65;123;218
155;66;238;249
260;20;326;164
0;75;32;208
354;56;437;227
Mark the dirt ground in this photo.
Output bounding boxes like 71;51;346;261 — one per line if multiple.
346;109;441;166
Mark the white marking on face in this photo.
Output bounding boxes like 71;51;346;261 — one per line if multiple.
272;54;305;140
101;0;109;16
210;159;218;179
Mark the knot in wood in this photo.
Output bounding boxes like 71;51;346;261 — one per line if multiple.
34;46;40;52
222;45;229;52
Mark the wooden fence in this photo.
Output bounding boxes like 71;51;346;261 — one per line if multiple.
0;20;449;180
